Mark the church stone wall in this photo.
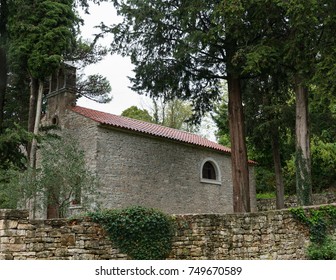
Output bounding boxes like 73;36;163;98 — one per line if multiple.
95;125;234;214
57;110;256;215
63;110;99;173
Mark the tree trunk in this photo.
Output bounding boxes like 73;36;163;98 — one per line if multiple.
271;126;285;209
29;80;43;168
294;80;312;206
228;75;250;212
28;77;39;133
27;76;39;158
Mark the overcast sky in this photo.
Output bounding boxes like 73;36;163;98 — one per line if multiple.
77;2;152;115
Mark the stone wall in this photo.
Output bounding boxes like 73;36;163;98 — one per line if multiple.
257;191;336;211
2;205;335;260
0;210;126;260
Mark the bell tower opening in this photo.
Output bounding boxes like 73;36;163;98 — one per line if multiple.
45;63;77;127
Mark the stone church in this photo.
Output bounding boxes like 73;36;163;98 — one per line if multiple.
43;64;256;218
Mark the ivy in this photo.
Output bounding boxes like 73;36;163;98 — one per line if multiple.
88;206;175;260
290;205;336;259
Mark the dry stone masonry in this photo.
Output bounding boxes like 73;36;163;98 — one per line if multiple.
1;205;335;260
257;191;336;211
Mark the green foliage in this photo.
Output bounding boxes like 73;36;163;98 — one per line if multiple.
121;106;153;123
106;0;283;117
76;74;112;103
0;124;31;170
283;137;336;194
89;206;175;260
122;99;198;132
152;98;198;132
311;137;336;192
0;164;37;209
290;205;336;259
306;238;336;260
0;168;22;208
0;131;98;215
282;156;296;195
36;132;98;216
254;166;276;194
8;0;78;79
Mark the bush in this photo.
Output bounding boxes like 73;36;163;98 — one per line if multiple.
290;206;336;260
89;206;175;260
307;238;336;260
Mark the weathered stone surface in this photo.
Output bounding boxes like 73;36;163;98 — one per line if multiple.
0;206;335;260
60;234;76;246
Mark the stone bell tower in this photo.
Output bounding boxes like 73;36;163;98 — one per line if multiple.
45;63;77;128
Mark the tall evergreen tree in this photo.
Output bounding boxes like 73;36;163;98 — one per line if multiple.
0;0;8;132
103;0;285;212
8;0;78;166
273;0;336;205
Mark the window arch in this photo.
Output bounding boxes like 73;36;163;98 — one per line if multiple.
202;161;216;180
200;158;221;185
51;115;59;126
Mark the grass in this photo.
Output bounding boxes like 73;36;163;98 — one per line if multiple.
256;192;276;199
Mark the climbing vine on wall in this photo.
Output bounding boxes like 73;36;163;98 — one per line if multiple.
290;205;336;259
89;206;175;260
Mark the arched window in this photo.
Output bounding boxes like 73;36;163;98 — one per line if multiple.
200;158;221;185
202;161;216;180
51;115;59;126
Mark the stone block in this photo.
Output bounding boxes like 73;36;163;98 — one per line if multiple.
36;251;54;258
0;253;14;260
13;252;36;260
0;243;26;252
18;223;35;230
61;234;76;246
0;220;18;229
244;235;254;242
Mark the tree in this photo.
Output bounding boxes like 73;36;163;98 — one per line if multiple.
76;73;112;103
37;133;98;218
213;74;293;209
103;0;284;212
8;0;79;167
0;0;8;132
121;106;153;122
0;132;98;217
0;0;112;180
151;98;198;132
272;0;336;205
122;99;199;132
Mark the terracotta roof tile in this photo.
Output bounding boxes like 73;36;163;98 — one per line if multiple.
71;106;232;154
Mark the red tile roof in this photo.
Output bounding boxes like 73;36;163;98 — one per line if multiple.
71;106;232;155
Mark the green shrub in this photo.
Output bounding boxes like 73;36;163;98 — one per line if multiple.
89;206;175;260
290;206;336;259
307;238;336;260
